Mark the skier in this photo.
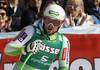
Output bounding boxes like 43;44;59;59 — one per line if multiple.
4;4;70;70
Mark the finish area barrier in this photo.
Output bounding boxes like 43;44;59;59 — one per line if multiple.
0;31;100;70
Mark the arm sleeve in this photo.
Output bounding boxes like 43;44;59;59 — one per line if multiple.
58;36;70;70
4;25;35;56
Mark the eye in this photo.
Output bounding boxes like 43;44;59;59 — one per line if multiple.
67;5;72;8
73;4;78;8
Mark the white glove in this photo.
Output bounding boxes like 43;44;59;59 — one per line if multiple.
25;41;42;54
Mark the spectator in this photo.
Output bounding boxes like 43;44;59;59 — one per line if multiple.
0;6;13;32
62;0;94;28
85;0;100;24
0;0;10;21
20;0;42;30
7;0;27;31
0;0;14;31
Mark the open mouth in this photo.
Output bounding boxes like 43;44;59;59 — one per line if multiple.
48;29;52;30
48;28;53;31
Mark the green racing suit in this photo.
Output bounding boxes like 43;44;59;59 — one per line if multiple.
4;22;70;70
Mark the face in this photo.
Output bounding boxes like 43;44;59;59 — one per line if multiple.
88;0;100;6
0;9;7;28
67;0;81;17
44;16;60;35
0;1;7;8
28;0;42;8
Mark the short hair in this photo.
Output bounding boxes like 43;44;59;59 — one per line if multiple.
65;0;84;17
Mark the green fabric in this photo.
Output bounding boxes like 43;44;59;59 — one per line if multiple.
5;42;22;56
5;24;69;70
13;60;36;70
20;25;63;70
58;36;70;69
58;67;68;70
21;46;27;55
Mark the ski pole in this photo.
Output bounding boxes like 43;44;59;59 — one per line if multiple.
20;52;33;70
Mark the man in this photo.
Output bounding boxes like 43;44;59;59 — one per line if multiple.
20;0;42;30
85;0;100;24
0;6;13;32
4;4;70;70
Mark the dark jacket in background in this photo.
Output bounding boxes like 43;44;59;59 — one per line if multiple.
20;7;41;29
7;3;27;31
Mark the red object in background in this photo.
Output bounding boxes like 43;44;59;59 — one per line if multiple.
0;38;19;70
1;34;100;70
64;34;100;70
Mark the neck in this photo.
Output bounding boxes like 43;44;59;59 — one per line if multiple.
37;7;40;13
96;6;99;11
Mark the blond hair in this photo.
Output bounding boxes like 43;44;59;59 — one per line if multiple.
65;0;84;18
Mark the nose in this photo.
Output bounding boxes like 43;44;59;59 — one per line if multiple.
48;23;54;27
70;6;74;9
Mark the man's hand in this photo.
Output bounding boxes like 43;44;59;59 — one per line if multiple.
25;41;42;54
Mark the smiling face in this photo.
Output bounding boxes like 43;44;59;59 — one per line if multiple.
0;9;7;29
66;0;82;17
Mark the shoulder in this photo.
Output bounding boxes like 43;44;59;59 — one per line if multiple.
18;3;26;8
17;3;26;11
63;35;69;41
23;25;35;35
34;18;42;25
22;10;32;16
57;32;69;41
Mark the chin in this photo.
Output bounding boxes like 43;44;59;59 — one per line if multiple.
47;32;53;35
47;33;52;35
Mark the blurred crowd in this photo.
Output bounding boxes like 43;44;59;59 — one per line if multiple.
0;0;100;32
